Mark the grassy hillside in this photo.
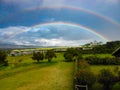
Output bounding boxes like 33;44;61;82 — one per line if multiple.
0;53;120;90
0;53;74;90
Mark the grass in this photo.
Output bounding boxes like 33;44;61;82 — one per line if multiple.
90;65;120;75
90;65;120;90
0;53;74;90
83;53;113;58
1;53;120;90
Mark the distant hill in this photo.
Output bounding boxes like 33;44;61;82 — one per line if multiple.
0;43;69;49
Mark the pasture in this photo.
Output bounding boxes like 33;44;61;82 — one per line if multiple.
0;53;120;90
0;53;74;90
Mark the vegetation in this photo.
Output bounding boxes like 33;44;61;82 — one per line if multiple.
98;69;119;90
75;53;120;90
45;50;56;62
32;52;44;62
0;49;8;66
75;60;96;90
76;69;96;90
0;53;74;90
0;40;120;90
85;55;120;65
81;40;120;54
64;48;78;62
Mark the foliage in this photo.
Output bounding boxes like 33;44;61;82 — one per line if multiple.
0;49;8;66
64;53;73;62
98;69;117;90
64;48;78;62
75;69;96;90
45;50;56;62
0;53;74;90
81;40;120;54
75;60;95;90
32;52;44;62
77;60;89;70
85;55;120;65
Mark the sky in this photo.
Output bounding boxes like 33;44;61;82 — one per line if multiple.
0;0;120;46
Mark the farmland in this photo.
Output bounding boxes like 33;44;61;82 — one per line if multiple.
0;53;74;90
0;51;120;90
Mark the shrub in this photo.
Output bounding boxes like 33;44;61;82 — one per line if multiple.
64;53;73;62
77;60;89;70
64;48;78;62
75;69;96;90
85;55;120;65
32;52;44;62
0;50;8;66
98;69;116;90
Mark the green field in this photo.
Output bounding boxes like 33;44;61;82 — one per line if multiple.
83;54;114;58
0;53;120;90
90;65;120;75
0;53;74;90
90;65;120;90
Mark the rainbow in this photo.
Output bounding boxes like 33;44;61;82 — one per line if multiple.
1;22;110;45
1;5;114;43
1;5;120;29
26;21;110;42
26;5;120;28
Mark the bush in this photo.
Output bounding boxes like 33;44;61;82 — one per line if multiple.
64;48;78;62
64;53;73;62
98;69;116;90
75;60;95;90
85;55;120;65
77;60;89;70
75;69;96;90
0;50;8;66
32;52;44;62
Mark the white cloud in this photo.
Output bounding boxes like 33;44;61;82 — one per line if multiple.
34;38;90;46
0;24;107;46
0;26;29;42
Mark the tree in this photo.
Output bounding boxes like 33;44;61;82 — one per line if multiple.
64;48;78;62
0;49;8;66
64;52;73;62
32;52;44;62
98;69;116;90
45;50;56;62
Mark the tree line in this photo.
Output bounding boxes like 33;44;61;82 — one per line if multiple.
81;40;120;54
32;50;56;62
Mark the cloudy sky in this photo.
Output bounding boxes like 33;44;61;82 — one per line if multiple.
0;0;120;46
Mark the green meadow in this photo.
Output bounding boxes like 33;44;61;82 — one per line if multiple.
0;53;74;90
0;53;120;90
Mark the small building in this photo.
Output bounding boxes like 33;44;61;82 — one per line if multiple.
112;47;120;57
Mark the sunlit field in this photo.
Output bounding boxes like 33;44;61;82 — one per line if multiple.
0;53;120;90
0;53;74;90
